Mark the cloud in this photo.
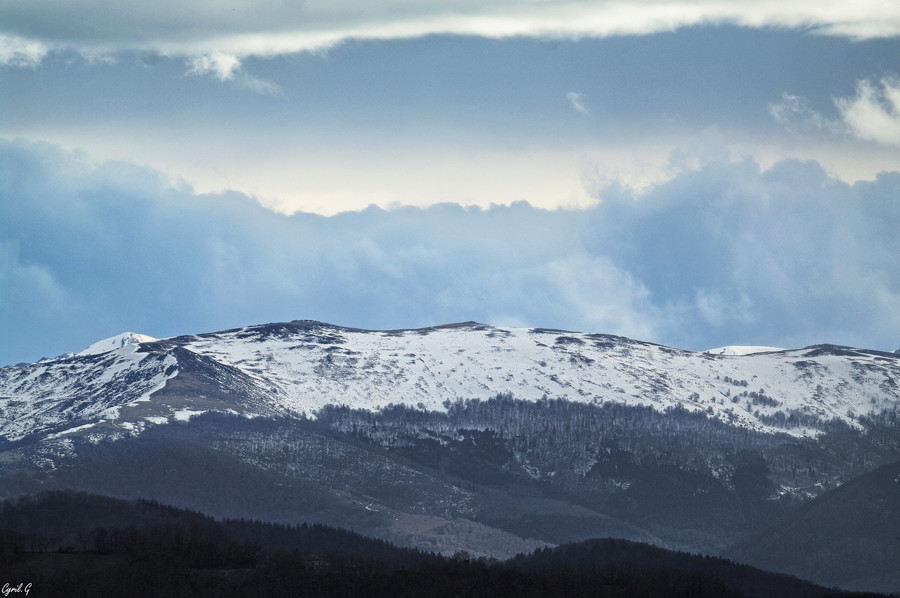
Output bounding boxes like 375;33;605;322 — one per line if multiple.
0;241;71;316
835;76;900;147
0;34;48;67
0;140;656;363
233;72;284;96
2;139;900;364
593;157;900;350
0;239;89;364
187;52;241;80
770;76;900;147
566;91;590;117
3;1;899;68
768;93;839;136
186;52;283;95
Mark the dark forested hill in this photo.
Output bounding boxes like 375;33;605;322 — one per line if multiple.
725;460;900;593
1;492;885;598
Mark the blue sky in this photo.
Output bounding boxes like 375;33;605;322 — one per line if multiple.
2;1;900;364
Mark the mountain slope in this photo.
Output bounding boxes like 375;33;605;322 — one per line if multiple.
1;319;899;583
705;346;786;356
0;343;282;446
0;344;177;443
153;320;899;437
4;320;899;444
725;459;900;593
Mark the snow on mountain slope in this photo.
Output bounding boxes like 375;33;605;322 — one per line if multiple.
77;332;158;356
0;344;176;441
153;321;900;437
705;346;785;356
3;320;899;444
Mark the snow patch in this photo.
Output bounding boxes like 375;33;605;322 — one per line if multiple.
45;422;98;439
705;346;786;356
172;409;207;422
77;332;157;356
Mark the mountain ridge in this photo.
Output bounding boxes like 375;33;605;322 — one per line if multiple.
147;320;900;435
3;319;899;444
2;319;899;589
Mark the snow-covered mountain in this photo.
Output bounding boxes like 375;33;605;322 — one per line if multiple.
3;320;897;444
1;319;898;585
171;323;899;436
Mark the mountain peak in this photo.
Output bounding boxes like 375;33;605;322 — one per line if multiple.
77;332;158;356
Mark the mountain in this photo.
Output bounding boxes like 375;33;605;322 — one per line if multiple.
1;320;899;589
725;459;900;593
5;321;897;442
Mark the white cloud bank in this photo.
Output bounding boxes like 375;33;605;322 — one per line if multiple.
2;0;899;68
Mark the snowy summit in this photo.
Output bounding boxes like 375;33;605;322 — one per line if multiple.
77;332;158;356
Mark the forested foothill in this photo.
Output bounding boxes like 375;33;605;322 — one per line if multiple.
0;491;891;598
